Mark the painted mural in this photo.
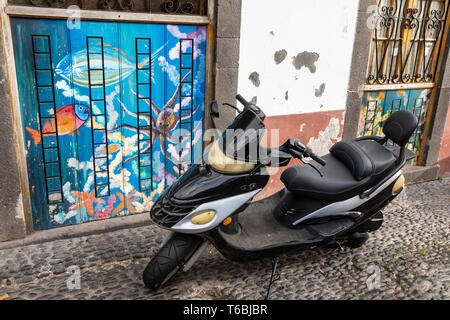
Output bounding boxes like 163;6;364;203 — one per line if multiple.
358;88;432;162
11;18;207;230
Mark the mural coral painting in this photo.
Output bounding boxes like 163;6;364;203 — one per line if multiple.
11;18;207;230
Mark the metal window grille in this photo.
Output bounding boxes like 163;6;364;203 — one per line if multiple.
31;35;64;204
135;38;153;192
86;36;111;198
367;0;449;84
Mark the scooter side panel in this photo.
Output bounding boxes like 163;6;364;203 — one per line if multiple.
170;189;261;234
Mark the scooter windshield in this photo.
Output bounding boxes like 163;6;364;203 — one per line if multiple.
207;107;266;172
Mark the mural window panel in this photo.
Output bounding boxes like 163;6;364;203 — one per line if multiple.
136;39;150;54
96;173;109;186
96;185;109;198
93;115;106;130
38;86;53;102
182;41;193;54
181;54;193;68
39;102;55;117
34;54;51;70
180;68;192;82
140;179;152;191
90;86;105;101
136;54;150;69
89;69;105;86
48;193;62;203
139;166;152;180
92;100;106;115
181;96;193;110
87;38;102;52
138;84;151;98
95;158;108;172
36;70;52;86
44;148;58;163
39;118;53;131
140;154;151;166
137;70;150;84
137;99;151;113
45;162;60;177
181;83;192;96
32;36;50;53
93;131;107;145
47;177;62;192
42;135;57;148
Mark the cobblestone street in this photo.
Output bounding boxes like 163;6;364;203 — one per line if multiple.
0;178;448;300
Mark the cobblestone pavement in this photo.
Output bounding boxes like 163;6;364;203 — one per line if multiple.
0;178;448;300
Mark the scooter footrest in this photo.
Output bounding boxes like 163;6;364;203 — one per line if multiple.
307;218;354;238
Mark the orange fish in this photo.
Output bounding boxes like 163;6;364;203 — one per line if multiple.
26;104;90;145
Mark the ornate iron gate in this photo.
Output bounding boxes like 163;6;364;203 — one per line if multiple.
358;0;449;162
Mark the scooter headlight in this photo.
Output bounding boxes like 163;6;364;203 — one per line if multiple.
190;210;216;225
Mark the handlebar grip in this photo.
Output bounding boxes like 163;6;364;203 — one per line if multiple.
310;153;326;166
236;94;250;108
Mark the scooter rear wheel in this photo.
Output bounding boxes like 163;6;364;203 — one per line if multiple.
143;232;203;290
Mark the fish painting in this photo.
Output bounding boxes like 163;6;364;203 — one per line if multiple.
26;104;90;145
55;43;165;87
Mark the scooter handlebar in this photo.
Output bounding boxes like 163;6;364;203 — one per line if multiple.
236;94;250;108
287;137;326;166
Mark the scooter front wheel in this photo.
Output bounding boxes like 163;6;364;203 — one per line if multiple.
143;232;204;290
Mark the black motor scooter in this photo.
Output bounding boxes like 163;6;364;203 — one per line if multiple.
143;95;417;290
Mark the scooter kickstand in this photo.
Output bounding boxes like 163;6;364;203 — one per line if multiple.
265;257;281;300
336;239;345;252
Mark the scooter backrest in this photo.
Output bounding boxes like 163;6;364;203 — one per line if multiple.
382;110;418;146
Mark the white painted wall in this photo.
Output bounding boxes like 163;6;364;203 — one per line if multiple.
237;0;359;117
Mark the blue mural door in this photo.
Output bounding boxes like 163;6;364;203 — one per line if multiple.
11;18;207;230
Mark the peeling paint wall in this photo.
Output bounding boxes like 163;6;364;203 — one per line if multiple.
307;117;343;156
237;0;358;199
237;0;359;116
254;109;345;200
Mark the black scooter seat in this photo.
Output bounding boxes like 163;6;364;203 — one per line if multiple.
280;140;397;201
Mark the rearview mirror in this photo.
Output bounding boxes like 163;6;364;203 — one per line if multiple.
209;101;219;118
